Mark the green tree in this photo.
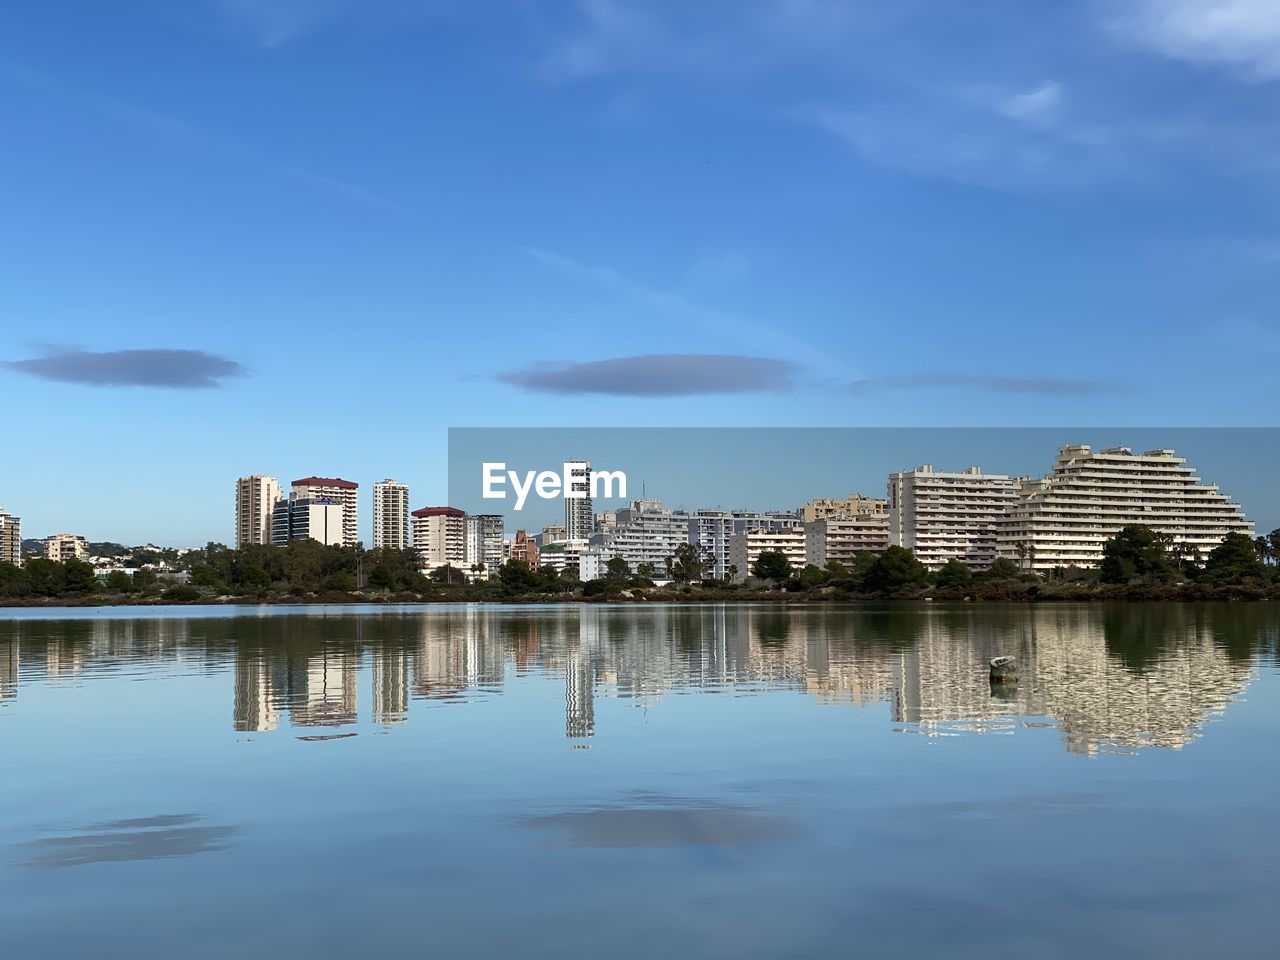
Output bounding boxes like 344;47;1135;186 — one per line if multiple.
61;559;98;594
866;546;929;592
133;567;158;590
24;558;65;597
323;570;357;592
751;550;793;583
104;569;135;593
189;564;227;591
1204;533;1269;583
669;543;708;583
236;565;272;594
429;565;467;585
795;563;832;589
367;564;396;590
1099;525;1175;584
498;559;538;592
604;557;631;582
0;561;30;596
935;558;973;589
981;557;1021;581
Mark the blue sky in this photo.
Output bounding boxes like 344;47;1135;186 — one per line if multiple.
3;1;1280;545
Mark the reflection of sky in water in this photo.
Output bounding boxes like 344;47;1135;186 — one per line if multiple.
1;604;1279;959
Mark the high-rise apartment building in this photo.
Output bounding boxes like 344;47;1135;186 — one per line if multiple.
0;507;20;567
43;533;89;561
372;480;410;551
235;475;280;547
590;499;690;577
292;477;359;547
689;510;803;580
271;496;345;546
465;514;505;577
998;445;1254;571
799;493;888;522
564;459;594;541
412;506;466;568
888;465;1016;570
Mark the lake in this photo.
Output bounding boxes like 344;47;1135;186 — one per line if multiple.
2;602;1278;959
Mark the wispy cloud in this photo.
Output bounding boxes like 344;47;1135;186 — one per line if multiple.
3;348;246;389
497;354;796;396
1111;0;1280;78
540;0;867;82
847;372;1120;397
210;0;354;47
999;81;1064;123
527;248;845;376
806;79;1118;189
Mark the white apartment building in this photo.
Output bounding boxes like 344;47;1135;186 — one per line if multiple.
292;477;359;547
805;515;890;567
235;475;280;547
564;459;594;541
589;500;690;577
799;493;887;523
0;507;20;567
728;529;807;582
538;538;590;575
998;444;1254;572
372;479;410;551
271;496;345;547
579;546;616;582
888;465;1016;570
689;510;803;580
465;514;505;578
43;533;89;561
412;506;467;569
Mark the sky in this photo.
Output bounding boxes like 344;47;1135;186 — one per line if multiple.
3;0;1280;545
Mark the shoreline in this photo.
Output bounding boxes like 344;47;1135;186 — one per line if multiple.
4;586;1279;609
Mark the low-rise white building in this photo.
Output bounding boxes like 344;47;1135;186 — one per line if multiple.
805;515;889;567
728;529;807;582
43;533;89;561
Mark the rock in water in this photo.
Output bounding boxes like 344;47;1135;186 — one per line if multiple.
989;656;1018;684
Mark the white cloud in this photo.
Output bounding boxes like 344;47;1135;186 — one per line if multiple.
1114;0;1280;78
999;81;1064;123
806;80;1113;189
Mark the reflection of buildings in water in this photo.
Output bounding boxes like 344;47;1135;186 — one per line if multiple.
372;644;409;724
890;614;1044;734
1027;610;1253;755
233;649;277;732
8;605;1262;754
565;647;595;740
291;648;358;727
884;607;1254;753
0;638;17;702
413;608;506;702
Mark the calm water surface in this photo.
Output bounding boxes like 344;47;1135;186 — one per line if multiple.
2;602;1279;959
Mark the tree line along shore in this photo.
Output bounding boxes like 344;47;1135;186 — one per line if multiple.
2;525;1279;607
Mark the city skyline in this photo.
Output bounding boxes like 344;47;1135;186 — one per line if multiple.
4;3;1280;545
